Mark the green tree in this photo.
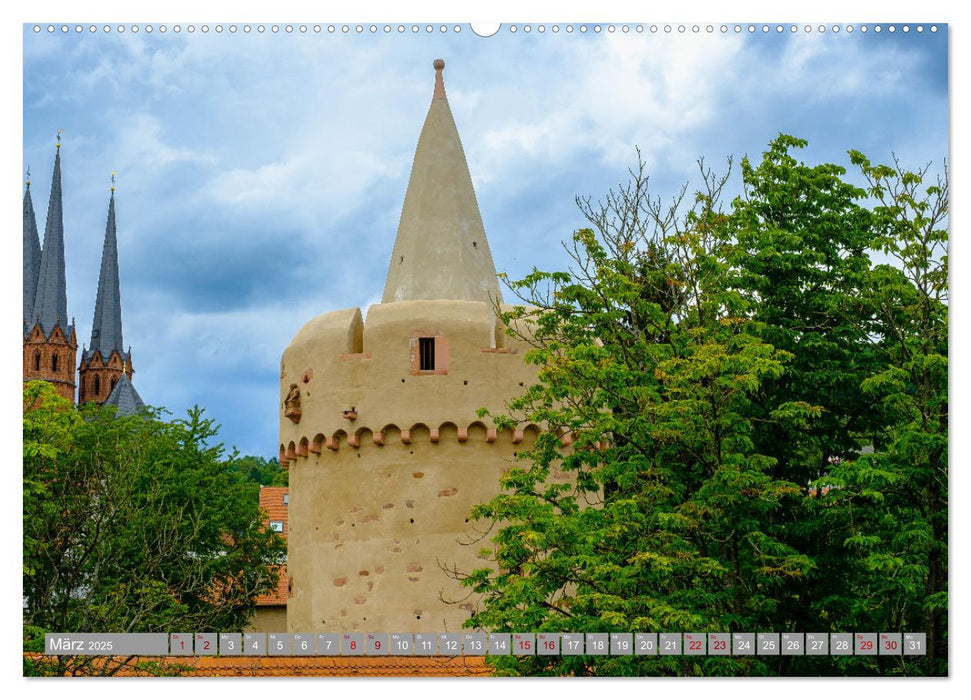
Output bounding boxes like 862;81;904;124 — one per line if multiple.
724;136;887;670
460;137;947;677
23;381;286;676
462;152;811;676
225;455;289;500
728;134;883;487
808;154;948;674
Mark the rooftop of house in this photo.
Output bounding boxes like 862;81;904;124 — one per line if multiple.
257;486;289;606
28;653;492;677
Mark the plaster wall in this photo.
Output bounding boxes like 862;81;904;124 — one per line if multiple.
280;299;540;632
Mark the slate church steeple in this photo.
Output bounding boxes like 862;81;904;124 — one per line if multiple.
23;136;144;413
23;168;41;329
23;133;78;402
78;175;141;411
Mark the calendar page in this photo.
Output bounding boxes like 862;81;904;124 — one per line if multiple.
19;0;950;684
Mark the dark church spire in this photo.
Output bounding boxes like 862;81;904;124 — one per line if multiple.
31;132;70;337
103;372;145;416
23;169;41;330
87;175;125;361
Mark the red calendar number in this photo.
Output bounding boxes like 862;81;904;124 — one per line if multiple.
713;640;727;651
860;641;873;651
203;640;210;650
519;640;531;651
884;640;897;651
374;641;381;650
350;641;357;650
544;641;556;650
689;640;702;650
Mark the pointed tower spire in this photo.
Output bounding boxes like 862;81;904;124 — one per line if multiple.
382;59;502;304
103;372;145;416
88;174;125;361
23;168;41;329
31;132;70;337
24;132;78;404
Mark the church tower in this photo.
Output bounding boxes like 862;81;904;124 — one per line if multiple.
23;168;41;332
23;133;78;403
280;60;539;633
78;177;137;407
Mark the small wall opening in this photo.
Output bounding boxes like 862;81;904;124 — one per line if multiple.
419;337;435;371
51;353;58;372
410;333;449;374
493;316;505;349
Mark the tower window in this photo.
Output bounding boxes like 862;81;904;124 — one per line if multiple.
51;353;58;372
419;337;435;370
94;376;101;395
33;352;40;372
111;377;118;391
410;334;448;375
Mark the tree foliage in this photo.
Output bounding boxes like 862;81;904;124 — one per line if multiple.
23;381;286;676
225;454;289;499
460;136;947;677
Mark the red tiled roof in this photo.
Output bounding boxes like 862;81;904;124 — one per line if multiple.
28;654;492;677
259;487;289;532
258;565;288;606
257;487;288;606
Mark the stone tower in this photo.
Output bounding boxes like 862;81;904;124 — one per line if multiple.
78;179;139;408
23;134;78;402
280;60;539;633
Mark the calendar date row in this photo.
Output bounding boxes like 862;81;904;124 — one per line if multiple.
46;632;926;657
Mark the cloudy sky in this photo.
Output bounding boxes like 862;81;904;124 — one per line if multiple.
20;21;948;459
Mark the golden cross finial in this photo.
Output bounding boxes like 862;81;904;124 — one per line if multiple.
111;171;116;193
25;165;30;187
56;129;63;148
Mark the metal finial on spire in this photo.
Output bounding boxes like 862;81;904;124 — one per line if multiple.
26;165;30;188
56;129;63;148
433;58;446;99
111;171;116;193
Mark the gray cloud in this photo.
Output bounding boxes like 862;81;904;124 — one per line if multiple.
22;27;948;458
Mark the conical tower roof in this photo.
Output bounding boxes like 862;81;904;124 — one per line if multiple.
87;184;126;362
103;372;145;416
31;136;70;337
382;59;502;304
23;176;41;329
